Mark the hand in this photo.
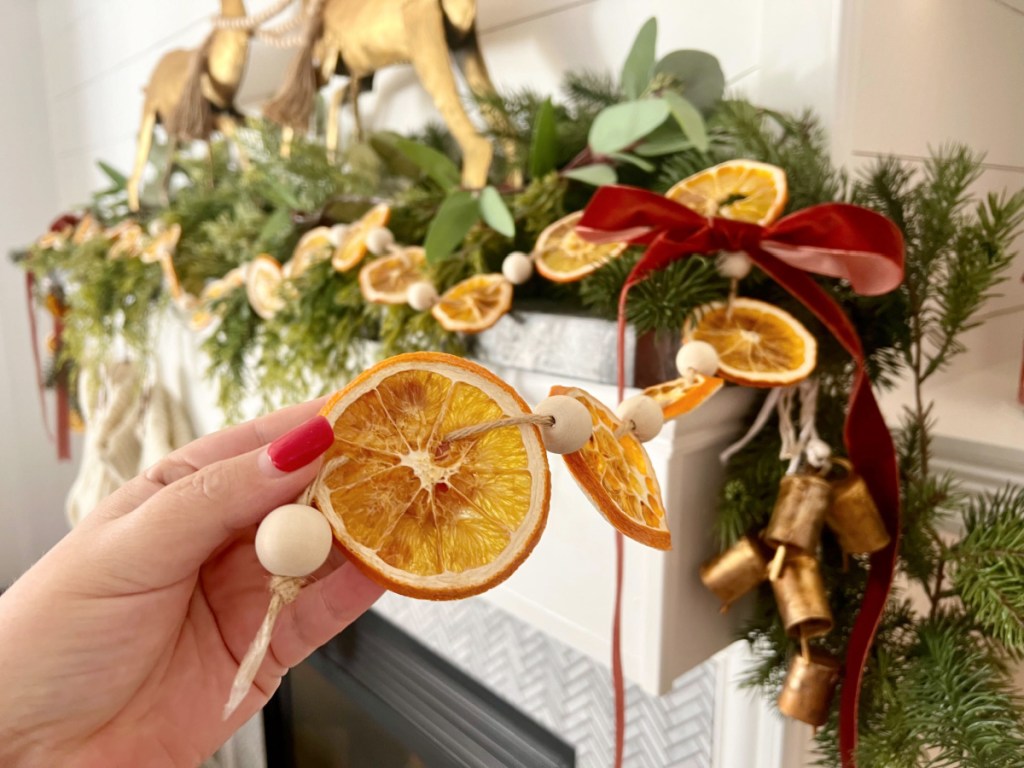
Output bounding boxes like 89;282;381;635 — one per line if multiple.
0;399;385;767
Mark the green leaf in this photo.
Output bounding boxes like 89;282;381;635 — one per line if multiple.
478;186;515;238
609;152;656;172
260;177;301;210
563;164;617;187
424;190;481;264
654;50;725;113
620;17;657;100
97;160;127;189
589;99;670;155
634;132;692;157
380;133;460;190
369;131;425;179
661;92;709;152
529;98;558;179
257;208;294;249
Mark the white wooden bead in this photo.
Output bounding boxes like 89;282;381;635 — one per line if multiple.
615;395;664;442
501;251;533;285
407;281;439;311
716;251;753;280
365;226;395;255
534;395;593;454
255;504;333;578
805;438;832;467
328;224;349;247
676;340;720;377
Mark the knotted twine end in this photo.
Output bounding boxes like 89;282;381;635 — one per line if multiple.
223;574;305;720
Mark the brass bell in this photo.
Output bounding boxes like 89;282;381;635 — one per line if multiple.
825;458;891;555
700;535;769;612
771;553;832;639
777;650;841;726
765;473;831;552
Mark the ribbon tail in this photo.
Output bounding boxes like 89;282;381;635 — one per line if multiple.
748;248;900;768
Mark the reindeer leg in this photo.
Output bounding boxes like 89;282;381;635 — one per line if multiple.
348;77;364;142
327;83;347;162
159;136;178;207
128;108;157;212
455;29;521;187
403;0;492;188
280;126;293;159
216;114;250;171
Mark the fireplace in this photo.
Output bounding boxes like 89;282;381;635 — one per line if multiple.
263;611;576;767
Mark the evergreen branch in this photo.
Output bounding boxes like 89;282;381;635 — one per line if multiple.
951;486;1024;654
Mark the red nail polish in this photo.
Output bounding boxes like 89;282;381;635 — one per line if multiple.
267;415;334;472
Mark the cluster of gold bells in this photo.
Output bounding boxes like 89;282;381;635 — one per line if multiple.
700;459;890;727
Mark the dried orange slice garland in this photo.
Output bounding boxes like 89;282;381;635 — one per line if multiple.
643;373;725;420
359;246;427;304
666;159;788;226
550;385;671;550
246;254;286;320
331;203;391;272
533;211;628;283
313;352;551;599
683;298;817;387
431;274;513;333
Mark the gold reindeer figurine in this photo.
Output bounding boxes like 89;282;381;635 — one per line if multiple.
127;0;253;211
264;0;510;188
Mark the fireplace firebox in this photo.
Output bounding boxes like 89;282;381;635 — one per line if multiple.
263;611;576;767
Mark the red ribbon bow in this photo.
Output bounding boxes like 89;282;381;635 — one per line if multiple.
579;185;904;768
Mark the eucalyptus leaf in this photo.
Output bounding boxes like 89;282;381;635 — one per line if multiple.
661;92;709;152
380;133;460;190
369;131;425;179
589;99;671;155
424;190;481;264
563;164;617;187
654;50;725;114
97;160;127;189
529;98;558;179
478;186;515;238
258;208;294;248
609;152;656;173
634;128;692;157
620;17;657;100
260;177;301;210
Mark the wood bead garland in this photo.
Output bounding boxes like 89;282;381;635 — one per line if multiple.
676;340;720;378
407;281;439;311
615;394;664;442
501;251;534;285
328;223;349;246
715;250;753;280
365;226;395;255
255;503;334;578
534;395;593;454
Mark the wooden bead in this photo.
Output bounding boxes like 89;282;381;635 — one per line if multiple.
365;226;395;255
328;224;349;247
676;340;720;377
805;438;832;467
407;281;439;311
501;251;533;285
615;394;664;442
255;504;333;578
534;395;593;454
716;250;753;279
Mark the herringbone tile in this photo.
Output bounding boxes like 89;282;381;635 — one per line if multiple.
375;594;716;767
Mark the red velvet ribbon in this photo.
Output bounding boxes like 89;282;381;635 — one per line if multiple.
579;186;904;768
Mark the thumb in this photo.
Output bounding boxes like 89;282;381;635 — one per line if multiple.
95;415;335;585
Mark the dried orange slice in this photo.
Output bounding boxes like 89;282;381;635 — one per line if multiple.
643;373;725;420
314;352;551;599
331;203;391;272
246;254;285;320
667;160;788;226
188;269;246;330
359;246;427;304
141;223;182;264
549;385;670;550
533;211;628;283
106;221;145;259
683;298;816;387
431;273;512;333
72;214;103;245
285;226;334;279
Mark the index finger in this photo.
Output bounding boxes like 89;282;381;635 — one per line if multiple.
92;396;330;521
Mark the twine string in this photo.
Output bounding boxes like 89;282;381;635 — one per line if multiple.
442;413;553;443
223;574;305;720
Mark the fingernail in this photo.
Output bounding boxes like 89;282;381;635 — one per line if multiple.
265;415;334;473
